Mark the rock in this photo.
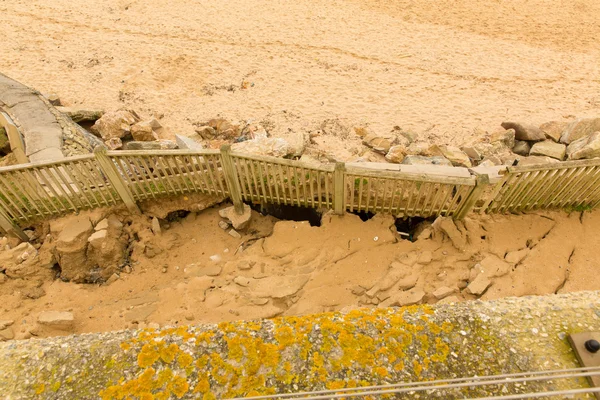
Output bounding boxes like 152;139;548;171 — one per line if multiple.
560;118;600;144
385;145;407;163
517;156;560;166
461;146;482;161
466;275;492;295
207;118;240;139
401;155;452;166
236;260;255;270
104;137;123;150
105;273;120;285
56;107;104;123
0;327;14;341
438;146;472;167
46;93;61;106
231;137;303;158
567;132;600;160
228;229;242;239
363;134;393;154
87;230;108;248
398;129;418;143
123;265;132;274
218;221;230;230
220;204;252;230
94;216;123;233
512;141;531;156
501;122;545;142
479;255;511;278
92;110;137;140
122;140;177;150
505;248;529;264
540;121;569;142
490;128;516;149
151;217;161;235
131;120;159;142
388;288;425;307
432;217;466;250
397;274;419;290
175;134;203;150
195;125;217;139
234;276;251;287
55;216;94;283
351;285;366;296
529;140;566;160
433;286;455;300
406;142;430;155
438;295;460;304
38;311;74;330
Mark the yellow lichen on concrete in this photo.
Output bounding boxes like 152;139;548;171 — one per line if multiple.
100;307;458;399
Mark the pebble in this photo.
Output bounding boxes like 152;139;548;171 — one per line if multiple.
218;221;230;230
162;268;167;273
229;229;242;239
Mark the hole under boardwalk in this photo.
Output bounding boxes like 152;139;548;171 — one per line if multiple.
395;216;431;241
251;203;322;227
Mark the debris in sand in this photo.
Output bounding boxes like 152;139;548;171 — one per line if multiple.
38;311;74;330
151;217;161;236
466;275;492;296
219;204;252;230
433;286;455;300
228;229;242;239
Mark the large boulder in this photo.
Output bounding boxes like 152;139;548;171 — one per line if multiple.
529;140;566;160
540;121;569;142
567;131;600;160
500;122;545;142
54;216;94;282
362;134;398;154
490;128;516;149
91;110;138;140
560;118;600;144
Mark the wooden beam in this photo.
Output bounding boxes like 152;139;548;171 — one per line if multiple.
220;145;245;215
93;146;140;214
455;174;489;219
333;162;346;215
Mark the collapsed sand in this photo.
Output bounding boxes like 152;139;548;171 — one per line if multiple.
2;206;600;341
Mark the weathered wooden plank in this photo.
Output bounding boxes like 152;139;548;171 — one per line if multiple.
333;162;345;215
220;145;244;214
455;175;490;219
94;147;139;213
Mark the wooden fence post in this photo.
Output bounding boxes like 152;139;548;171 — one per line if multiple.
0;112;28;164
333;162;346;215
0;208;29;241
94;146;140;214
454;174;489;220
220;145;245;215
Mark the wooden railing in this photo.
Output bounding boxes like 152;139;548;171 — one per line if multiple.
2;144;600;240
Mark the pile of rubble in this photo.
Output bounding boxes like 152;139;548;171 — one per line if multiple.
357;117;600;168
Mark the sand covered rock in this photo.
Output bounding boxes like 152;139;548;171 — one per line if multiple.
130;119;161;141
219;204;252;230
432;217;466;250
54;216;94;282
385;145;407;163
437;145;472;167
37;311;74;330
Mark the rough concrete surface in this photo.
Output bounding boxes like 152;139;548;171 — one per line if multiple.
1;291;599;399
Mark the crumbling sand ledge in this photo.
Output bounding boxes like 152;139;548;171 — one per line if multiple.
1;291;599;399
